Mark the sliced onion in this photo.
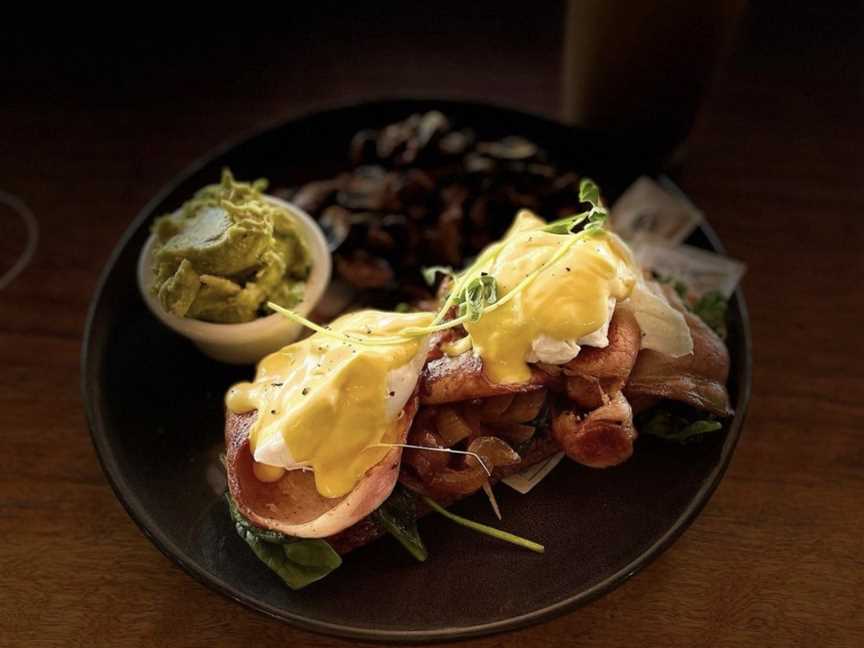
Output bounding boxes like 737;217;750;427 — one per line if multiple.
477;394;515;421
424;436;521;496
466;436;521;469
427;464;490;495
497;389;546;423
435;407;473;446
495;422;536;445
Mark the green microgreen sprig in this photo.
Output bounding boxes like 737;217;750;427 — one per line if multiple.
421;496;544;554
542;178;608;236
455;274;498;321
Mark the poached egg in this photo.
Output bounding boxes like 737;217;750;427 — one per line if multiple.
459;210;692;381
461;211;637;383
226;310;432;498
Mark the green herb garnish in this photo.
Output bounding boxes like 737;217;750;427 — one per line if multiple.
579;177;601;207
454;274;498;321
691;290;728;339
542;212;588;235
421;496;544;554
636;408;722;444
226;493;342;589
373;486;428;562
542;178;608;236
268;302;409;346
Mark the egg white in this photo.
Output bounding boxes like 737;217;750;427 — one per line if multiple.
525;298;616;365
521;279;694;368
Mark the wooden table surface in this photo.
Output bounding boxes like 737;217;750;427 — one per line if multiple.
2;5;862;647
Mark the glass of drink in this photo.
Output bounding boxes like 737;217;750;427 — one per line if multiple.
561;0;747;163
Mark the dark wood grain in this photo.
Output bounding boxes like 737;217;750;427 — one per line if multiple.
1;4;862;647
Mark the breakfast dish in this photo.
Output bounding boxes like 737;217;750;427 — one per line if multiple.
84;99;750;640
222;180;732;588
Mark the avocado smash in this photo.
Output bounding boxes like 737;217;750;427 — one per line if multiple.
151;170;311;323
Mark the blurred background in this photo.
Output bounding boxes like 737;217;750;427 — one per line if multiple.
2;0;861;334
1;2;861;274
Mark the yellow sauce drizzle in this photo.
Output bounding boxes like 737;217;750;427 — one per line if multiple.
464;211;637;384
225;209;639;498
226;310;433;498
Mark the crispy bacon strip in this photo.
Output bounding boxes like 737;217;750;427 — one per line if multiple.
224;396;418;538
624;298;733;417
563;309;642;410
551;392;636;468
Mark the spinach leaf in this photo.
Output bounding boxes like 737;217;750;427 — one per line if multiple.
654;273;689;301
653;275;728;339
373;486;428;562
636;408;722;444
226;493;342;589
691;290;728;339
511;397;551;456
227;493;294;544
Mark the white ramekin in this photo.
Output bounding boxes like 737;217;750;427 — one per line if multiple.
137;196;331;364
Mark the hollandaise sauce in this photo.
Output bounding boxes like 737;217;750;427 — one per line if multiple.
463;211;638;383
226;310;433;498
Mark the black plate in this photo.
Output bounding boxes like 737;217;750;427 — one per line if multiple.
82;99;751;642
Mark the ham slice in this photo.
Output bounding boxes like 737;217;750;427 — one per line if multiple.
420;351;549;405
421;309;641;411
624;293;733;417
562;309;642;410
225;396;418;538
